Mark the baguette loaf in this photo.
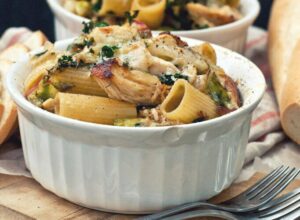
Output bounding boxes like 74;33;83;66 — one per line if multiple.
268;0;300;144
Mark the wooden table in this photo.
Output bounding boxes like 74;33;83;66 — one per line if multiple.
0;173;299;219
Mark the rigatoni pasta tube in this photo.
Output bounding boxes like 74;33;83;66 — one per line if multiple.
192;43;217;64
131;0;166;29
99;0;133;17
51;68;107;97
161;79;217;123
25;48;57;94
55;93;137;125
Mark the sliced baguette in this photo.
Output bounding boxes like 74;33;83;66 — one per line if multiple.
0;60;17;144
23;31;48;51
0;30;48;145
0;43;29;62
268;0;300;144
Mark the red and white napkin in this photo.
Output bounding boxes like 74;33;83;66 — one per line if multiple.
0;27;297;178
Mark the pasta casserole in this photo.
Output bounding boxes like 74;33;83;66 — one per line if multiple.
25;22;241;127
62;0;242;30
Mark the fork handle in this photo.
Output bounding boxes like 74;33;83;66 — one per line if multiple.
137;202;218;220
161;209;239;220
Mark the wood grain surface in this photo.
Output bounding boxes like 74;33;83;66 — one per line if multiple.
0;173;299;219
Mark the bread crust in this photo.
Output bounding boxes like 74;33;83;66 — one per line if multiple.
0;60;17;144
23;31;47;51
268;0;300;144
0;30;48;145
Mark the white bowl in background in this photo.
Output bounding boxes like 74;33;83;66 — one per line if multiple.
47;0;260;53
6;38;265;213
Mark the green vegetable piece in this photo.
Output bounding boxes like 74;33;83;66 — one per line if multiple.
159;73;188;85
95;21;109;27
36;83;58;102
206;73;231;107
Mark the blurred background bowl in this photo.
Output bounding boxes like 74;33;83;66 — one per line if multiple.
47;0;260;53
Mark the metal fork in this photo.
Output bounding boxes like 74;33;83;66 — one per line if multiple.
139;166;300;220
162;187;300;220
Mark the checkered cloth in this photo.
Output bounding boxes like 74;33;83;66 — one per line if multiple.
0;27;287;177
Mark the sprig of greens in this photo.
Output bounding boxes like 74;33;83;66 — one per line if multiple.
159;73;188;85
82;21;109;34
57;55;79;69
124;10;139;24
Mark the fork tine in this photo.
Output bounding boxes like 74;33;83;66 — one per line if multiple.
257;188;300;217
258;188;300;212
246;166;289;198
243;165;285;195
258;196;300;219
280;208;300;220
258;168;300;201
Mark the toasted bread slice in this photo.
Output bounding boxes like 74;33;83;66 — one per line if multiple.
0;43;29;62
0;30;48;144
23;31;48;51
0;59;17;144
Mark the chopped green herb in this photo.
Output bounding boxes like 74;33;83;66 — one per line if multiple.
95;21;109;27
57;55;78;69
82;21;94;34
82;21;108;34
124;10;139;24
101;45;119;58
67;37;95;53
84;38;95;48
159;73;188;85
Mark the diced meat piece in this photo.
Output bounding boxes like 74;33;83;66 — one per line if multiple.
91;59;163;105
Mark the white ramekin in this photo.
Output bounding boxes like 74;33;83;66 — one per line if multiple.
47;0;260;53
7;38;265;213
